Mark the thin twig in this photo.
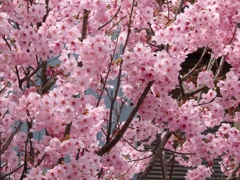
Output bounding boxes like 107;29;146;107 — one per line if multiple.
107;65;121;143
181;47;209;81
122;0;135;54
101;128;107;137
129;153;154;162
19;134;29;180
34;153;46;167
155;0;165;12
208;164;218;180
122;137;146;152
169;154;175;180
0;122;23;155
184;84;208;97
139;132;172;180
173;0;185;21
2;35;12;51
194;96;216;106
1;152;39;179
178;75;186;100
17;62;44;90
163;148;196;155
214;25;237;81
159;149;167;180
98;6;121;30
107;15;127;35
221;162;231;177
114;98;127;124
96;28;121;107
97;80;154;156
226;163;240;180
0;82;9;94
229;25;238;44
105;0;136;143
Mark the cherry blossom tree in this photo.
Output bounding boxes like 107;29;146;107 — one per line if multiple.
0;0;240;179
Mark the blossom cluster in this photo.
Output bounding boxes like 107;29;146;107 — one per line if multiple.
0;0;240;179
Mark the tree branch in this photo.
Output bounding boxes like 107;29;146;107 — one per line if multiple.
97;80;154;156
2;35;12;51
122;0;135;54
181;47;209;81
96;28;121;107
106;0;135;143
98;6;121;30
139;132;172;180
226;163;240;180
1;152;39;179
80;9;90;41
169;154;175;180
0;122;23;155
173;0;184;21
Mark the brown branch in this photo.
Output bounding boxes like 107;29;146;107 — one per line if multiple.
173;0;185;21
122;0;135;54
104;2;136;142
1;110;9;119
2;35;12;51
169;154;175;180
97;80;154;156
107;62;122;143
40;60;48;93
214;25;237;81
211;29;238;81
27;121;34;165
0;122;23;155
98;6;121;30
105;0;135;143
63;122;72;138
101;128;107;137
106;15;127;35
226;163;240;180
43;0;50;23
221;162;231;177
80;9;90;41
159;149;167;180
114;98;127;125
163;148;196;155
122;137;146;153
19;134;29;180
139;132;172;180
1;152;39;179
155;0;165;11
40;69;63;94
16;61;44;90
208;165;218;180
178;74;186;100
129;153;154;162
57;120;73;164
34;153;46;167
0;82;10;94
37;0;51;29
214;56;225;81
194;96;216;106
229;25;238;44
96;28;121;107
181;47;209;81
105;36;123;143
184;84;208;97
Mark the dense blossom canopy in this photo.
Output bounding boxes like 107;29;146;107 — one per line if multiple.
0;0;240;179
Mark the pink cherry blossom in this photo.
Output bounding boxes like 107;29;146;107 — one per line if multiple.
0;0;240;179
